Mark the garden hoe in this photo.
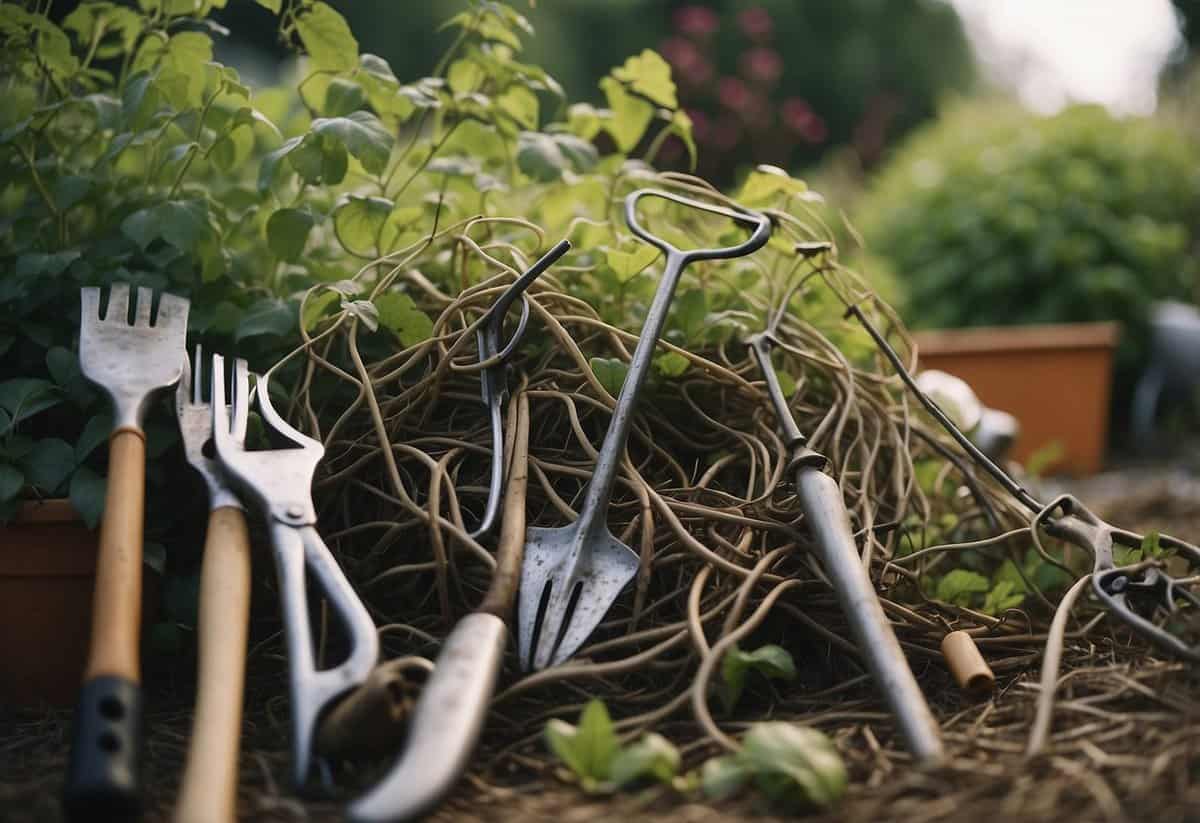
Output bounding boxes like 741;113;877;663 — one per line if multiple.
349;390;532;823
65;284;189;820
745;318;943;765
173;347;253;823
518;189;771;670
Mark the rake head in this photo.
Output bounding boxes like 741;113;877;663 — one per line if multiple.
79;283;189;431
176;345;244;511
517;521;640;670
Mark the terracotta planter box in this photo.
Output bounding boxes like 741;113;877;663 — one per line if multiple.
1;499;164;707
0;499;98;706
913;322;1119;475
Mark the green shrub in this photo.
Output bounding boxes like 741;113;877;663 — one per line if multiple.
856;100;1200;370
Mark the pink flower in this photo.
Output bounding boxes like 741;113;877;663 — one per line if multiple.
687;108;710;142
674;5;720;39
717;76;751;112
737;6;773;40
802;118;827;144
739;46;782;86
781;97;827;143
660;36;714;86
660;36;699;68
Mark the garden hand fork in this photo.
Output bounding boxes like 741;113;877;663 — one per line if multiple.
174;347;252;823
211;356;379;789
65;284;188;820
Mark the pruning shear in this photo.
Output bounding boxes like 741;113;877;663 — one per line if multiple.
849;301;1200;663
1037;495;1200;662
469;239;570;540
211;356;379;790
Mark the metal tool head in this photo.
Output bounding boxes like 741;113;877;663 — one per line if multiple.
176;345;243;511
470;240;570;541
211;357;323;526
79;283;189;431
518;522;640;671
1042;494;1200;664
348;613;508;822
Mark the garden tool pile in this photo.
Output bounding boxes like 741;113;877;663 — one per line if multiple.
58;189;1200;821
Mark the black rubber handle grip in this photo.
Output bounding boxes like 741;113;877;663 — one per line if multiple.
63;676;144;821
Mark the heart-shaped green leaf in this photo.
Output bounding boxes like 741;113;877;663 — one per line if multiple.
375;292;433;346
589;357;628;398
22;438;76;494
720;643;797;711
69;465;106;529
609;732;680;787
267;207;316;263
295;1;358;72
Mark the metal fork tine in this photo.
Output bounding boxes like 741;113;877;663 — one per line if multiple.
106;283;130;324
231;359;250;443
211;353;231;445
192;344;203;405
135;287;153;327
156;293;189;328
80;287;101;321
178;350;193;410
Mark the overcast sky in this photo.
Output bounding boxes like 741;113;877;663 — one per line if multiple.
949;0;1186;114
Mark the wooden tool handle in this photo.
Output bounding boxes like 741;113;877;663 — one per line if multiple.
65;427;147;819
86;428;147;680
175;506;252;823
480;390;530;621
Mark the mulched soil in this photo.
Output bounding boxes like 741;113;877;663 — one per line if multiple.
5;466;1200;823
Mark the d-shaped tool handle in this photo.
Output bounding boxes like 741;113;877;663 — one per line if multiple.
624;188;771;263
65;428;148;820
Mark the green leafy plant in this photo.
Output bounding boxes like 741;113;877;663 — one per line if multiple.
718;642;797;711
0;0;849;683
921;545;1077;616
1114;530;1170;566
701;722;847;811
0;0;705;522
0;0;289;523
544;699;681;792
857;100;1200;375
545;703;847;812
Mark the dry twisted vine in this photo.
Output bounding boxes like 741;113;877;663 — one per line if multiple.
265;177;1191;808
